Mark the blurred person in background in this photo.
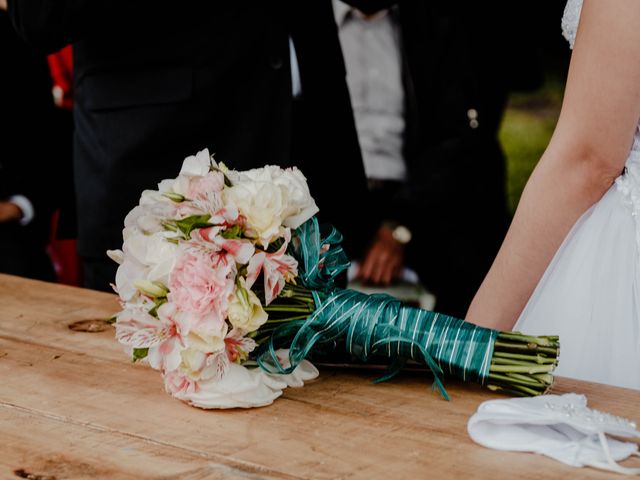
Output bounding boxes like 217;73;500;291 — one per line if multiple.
7;1;375;292
0;6;57;281
336;1;542;318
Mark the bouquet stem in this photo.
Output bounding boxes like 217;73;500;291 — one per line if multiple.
486;332;559;396
258;285;560;398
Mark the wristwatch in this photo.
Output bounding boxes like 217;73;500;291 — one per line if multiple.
384;222;412;245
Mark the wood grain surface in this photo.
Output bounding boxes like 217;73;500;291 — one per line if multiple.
0;274;638;480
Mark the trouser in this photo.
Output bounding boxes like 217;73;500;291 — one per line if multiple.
82;256;118;292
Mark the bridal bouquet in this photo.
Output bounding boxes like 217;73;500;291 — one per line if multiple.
108;149;560;409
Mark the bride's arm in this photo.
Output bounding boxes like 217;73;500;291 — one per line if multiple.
466;0;640;330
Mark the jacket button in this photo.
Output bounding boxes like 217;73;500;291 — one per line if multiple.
467;108;479;129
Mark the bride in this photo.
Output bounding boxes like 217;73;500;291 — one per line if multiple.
466;0;640;390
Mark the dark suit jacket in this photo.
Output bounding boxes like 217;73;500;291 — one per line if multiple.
8;1;372;266
366;1;541;317
0;11;57;280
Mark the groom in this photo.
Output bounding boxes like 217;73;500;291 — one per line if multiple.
7;0;375;290
338;1;542;317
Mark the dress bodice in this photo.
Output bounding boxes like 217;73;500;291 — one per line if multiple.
561;0;582;50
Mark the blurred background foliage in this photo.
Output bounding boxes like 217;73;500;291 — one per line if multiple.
501;77;565;213
501;2;570;214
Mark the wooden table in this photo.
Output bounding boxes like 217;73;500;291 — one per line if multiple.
1;274;638;480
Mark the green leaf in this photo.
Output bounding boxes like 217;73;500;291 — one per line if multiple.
221;224;243;239
266;237;284;253
148;297;168;317
132;348;149;362
174;214;213;237
161;220;179;232
161;192;186;203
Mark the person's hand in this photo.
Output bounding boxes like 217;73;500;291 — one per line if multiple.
358;224;404;285
0;0;7;11
0;201;23;223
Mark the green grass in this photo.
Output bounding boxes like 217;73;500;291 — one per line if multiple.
500;78;564;214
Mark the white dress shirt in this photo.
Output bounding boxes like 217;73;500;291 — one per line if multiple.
333;0;407;181
9;195;34;225
289;37;302;98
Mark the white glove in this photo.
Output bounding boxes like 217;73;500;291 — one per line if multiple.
468;393;640;475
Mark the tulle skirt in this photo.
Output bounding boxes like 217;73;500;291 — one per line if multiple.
514;170;640;390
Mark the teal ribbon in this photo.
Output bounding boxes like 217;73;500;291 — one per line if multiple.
289;217;349;295
257;218;499;399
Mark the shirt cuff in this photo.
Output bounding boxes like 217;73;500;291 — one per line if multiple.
9;195;35;226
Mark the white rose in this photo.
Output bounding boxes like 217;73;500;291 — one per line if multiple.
123;201;176;238
228;280;268;333
241;165;283;180
124;231;178;286
224;180;287;247
181;326;228;381
180;348;217;381
186;326;227;355
229;166;318;232
274;167;318;229
112;254;147;301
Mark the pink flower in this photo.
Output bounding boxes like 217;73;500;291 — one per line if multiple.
208;204;240;226
246;230;298;305
163;369;200;396
175;201;210;218
225;328;257;363
168;247;235;329
164;344;229;397
186;171;224;200
115;303;185;372
196;227;255;265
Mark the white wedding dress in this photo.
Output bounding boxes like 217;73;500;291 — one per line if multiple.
513;0;640;390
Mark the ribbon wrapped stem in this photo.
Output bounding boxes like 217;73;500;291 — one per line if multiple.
256;218;559;399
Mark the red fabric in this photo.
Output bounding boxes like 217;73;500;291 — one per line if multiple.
47;45;73;110
47;209;82;287
46;46;80;285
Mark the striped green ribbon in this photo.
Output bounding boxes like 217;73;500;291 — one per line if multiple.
256;219;499;399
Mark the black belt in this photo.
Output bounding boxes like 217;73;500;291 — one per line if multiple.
367;178;404;194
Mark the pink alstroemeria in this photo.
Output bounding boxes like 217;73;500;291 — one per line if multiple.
186;171;225;200
163;369;200;396
225;328;257;363
246;230;298;305
115;303;185;372
208;204;240;226
196;226;255;265
194;328;256;384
